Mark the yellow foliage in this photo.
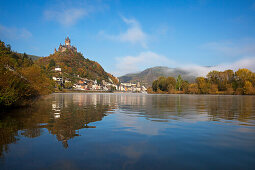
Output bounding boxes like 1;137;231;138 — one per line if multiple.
243;81;254;95
21;65;54;95
188;83;199;94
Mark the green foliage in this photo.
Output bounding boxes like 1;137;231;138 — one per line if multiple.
176;75;183;91
152;80;158;91
152;76;176;93
64;82;73;89
58;85;62;91
49;59;56;68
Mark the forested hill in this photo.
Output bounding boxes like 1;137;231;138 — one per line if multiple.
36;49;118;84
0;41;53;108
119;66;197;87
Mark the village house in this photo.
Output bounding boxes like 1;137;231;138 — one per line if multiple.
55;67;61;72
118;82;147;93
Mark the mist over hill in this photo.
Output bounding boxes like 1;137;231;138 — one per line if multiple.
119;66;202;87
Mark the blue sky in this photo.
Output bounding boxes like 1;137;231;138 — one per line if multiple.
1;0;255;76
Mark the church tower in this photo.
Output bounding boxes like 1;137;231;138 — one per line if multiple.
65;37;70;46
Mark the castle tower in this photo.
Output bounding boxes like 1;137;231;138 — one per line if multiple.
65;37;70;46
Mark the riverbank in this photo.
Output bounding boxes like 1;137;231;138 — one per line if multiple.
54;89;113;93
54;89;147;94
147;90;255;95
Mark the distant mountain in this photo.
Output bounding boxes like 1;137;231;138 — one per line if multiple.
26;54;41;61
119;66;198;87
36;49;118;84
18;53;41;61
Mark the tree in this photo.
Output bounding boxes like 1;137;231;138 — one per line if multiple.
188;83;199;94
207;70;219;84
152;80;159;92
49;59;56;68
243;81;254;95
166;77;176;88
158;76;168;91
64;82;73;89
235;68;253;88
225;84;234;95
207;70;235;91
209;84;218;94
21;65;54;95
181;81;189;93
23;53;28;59
168;84;176;94
176;75;183;91
196;77;210;94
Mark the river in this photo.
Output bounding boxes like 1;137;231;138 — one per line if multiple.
0;93;255;169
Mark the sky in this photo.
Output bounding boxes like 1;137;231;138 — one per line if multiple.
1;0;255;77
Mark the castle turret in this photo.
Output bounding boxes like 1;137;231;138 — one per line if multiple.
65;37;70;46
57;37;77;53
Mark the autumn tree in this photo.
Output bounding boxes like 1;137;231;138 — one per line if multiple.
243;81;254;95
196;77;210;94
207;70;220;84
181;81;189;93
188;83;199;94
225;84;234;95
209;84;218;94
235;68;253;88
151;68;255;95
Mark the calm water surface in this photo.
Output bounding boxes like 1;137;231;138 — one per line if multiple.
1;93;255;170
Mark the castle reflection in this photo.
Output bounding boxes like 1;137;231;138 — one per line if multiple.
0;93;117;156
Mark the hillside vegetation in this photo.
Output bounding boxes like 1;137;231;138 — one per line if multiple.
0;41;53;108
36;49;118;84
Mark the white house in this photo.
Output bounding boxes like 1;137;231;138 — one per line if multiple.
55;67;61;72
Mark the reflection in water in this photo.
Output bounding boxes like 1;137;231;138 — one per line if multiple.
0;93;255;169
0;93;117;156
48;94;117;148
117;94;255;126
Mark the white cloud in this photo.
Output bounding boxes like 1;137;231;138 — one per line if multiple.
43;0;108;26
100;17;148;48
44;8;87;26
179;57;255;77
0;25;32;39
112;49;255;77
113;51;176;76
201;39;255;57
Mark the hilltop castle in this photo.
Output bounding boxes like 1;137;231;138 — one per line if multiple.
55;37;77;53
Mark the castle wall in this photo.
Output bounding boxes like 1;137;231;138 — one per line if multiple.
56;37;77;53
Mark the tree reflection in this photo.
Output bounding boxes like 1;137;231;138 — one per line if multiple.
48;103;110;148
116;94;255;124
0;94;116;157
